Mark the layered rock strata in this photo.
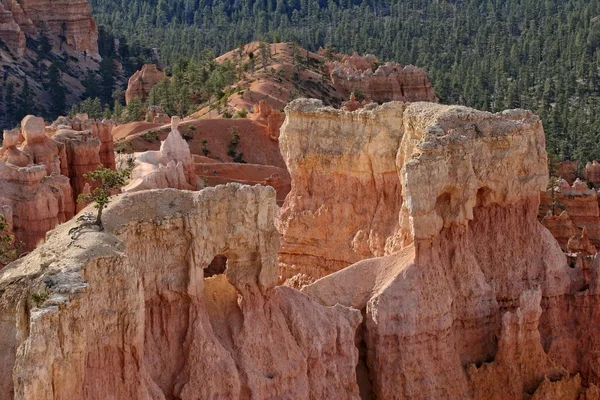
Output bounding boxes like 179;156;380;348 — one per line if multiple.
277;100;406;280
0;4;25;56
0;184;361;399
0;114;116;252
50;115;116;170
0;0;98;56
287;99;598;398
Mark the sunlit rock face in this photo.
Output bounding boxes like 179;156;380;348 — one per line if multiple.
0;184;361;399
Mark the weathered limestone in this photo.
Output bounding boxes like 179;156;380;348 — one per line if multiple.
252;100;285;141
52;128;101;200
0;184;361;399
50;115;116;170
277;100;406;280
279;100;548;280
125;64;166;105
0;115;118;252
540;178;600;249
0;129;29;167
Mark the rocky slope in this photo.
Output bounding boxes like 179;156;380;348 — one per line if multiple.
280;99;598;398
0;184;361;399
192;42;437;120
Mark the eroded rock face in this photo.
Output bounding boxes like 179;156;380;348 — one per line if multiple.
252;100;285;141
0;115;117;252
326;53;438;103
52;129;101;200
0;184;361;399
125;64;166;105
540;178;600;250
49;115;116;170
277;100;406;280
0;0;98;56
279;99;599;398
0;162;73;250
0;4;26;56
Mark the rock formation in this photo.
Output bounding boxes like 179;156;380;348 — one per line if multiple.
277;100;405;280
0;3;25;56
125;64;166;105
541;211;579;252
251;100;285;141
0;0;98;56
0;162;73;250
586;160;600;187
0;114;117;252
50;115;116;170
123;116;199;192
286;99;598;398
0;184;361;399
326;53;438;103
540;178;600;249
52;128;101;200
20;116;63;175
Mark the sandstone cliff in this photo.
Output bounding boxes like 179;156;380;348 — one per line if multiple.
0;184;361;399
288;99;597;398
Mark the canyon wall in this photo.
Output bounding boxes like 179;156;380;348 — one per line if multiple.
277;100;406;281
0;0;98;56
281;99;598;398
0;184;361;399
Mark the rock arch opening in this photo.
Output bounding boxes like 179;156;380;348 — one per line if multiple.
205;254;228;277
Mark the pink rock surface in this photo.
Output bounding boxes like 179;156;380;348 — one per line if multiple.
0;184;361;399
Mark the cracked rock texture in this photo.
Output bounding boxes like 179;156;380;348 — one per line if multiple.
0;183;360;399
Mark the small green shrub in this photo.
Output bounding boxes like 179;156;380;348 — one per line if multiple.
235;108;248;118
142;130;159;142
182;131;193;141
31;291;49;305
227;127;245;163
201;139;210;156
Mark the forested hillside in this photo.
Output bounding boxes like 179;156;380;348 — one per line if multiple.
92;0;600;165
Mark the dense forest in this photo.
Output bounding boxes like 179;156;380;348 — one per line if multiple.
25;0;600;167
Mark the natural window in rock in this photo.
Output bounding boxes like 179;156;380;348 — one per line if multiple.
205;254;228;277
